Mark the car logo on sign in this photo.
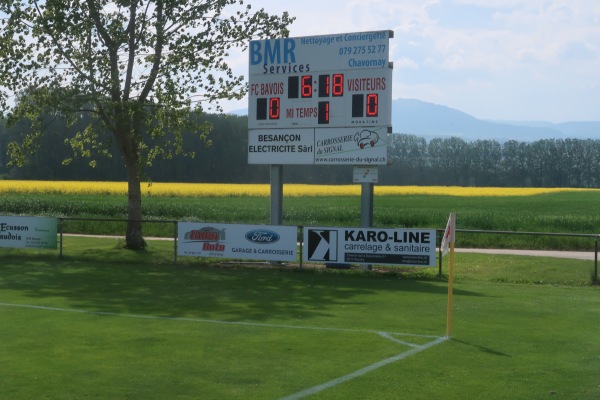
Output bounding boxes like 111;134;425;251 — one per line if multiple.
245;229;280;244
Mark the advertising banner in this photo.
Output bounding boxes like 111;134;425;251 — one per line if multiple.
248;126;388;165
249;31;392;76
248;128;314;164
304;226;436;267
0;215;57;249
313;127;388;165
178;222;298;262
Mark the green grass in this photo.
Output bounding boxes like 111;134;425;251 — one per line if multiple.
1;191;599;249
1;237;599;399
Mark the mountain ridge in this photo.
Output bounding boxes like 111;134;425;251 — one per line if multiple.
391;99;599;141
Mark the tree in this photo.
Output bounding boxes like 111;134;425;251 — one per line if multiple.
0;0;293;249
470;139;501;186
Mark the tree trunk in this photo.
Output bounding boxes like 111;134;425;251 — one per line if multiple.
125;160;145;249
114;110;145;250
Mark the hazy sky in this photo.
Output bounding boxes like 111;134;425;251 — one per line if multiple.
224;0;600;123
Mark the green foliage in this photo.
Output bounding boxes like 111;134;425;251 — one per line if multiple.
0;0;294;170
4;115;600;186
0;0;294;247
384;134;600;187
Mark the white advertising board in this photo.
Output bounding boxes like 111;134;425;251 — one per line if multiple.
303;227;436;267
314;127;388;165
0;215;57;249
248;30;393;130
248;126;388;165
178;222;298;262
248;128;314;164
249;31;391;75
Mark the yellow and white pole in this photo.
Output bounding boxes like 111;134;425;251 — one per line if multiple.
445;213;456;338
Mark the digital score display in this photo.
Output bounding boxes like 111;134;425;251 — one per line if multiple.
249;69;391;129
254;73;382;124
248;30;393;130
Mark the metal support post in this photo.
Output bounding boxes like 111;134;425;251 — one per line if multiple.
360;182;374;228
270;165;284;225
173;221;178;264
59;218;64;258
595;237;598;284
359;182;374;269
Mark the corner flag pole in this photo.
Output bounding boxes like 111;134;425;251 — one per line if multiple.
445;213;456;338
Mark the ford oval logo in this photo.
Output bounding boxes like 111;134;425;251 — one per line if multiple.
245;229;280;244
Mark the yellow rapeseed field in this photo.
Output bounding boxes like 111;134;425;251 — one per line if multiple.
0;180;596;197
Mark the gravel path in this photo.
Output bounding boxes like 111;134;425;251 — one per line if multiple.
65;234;598;261
455;248;596;261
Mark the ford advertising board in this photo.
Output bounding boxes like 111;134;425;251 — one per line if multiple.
178;222;298;262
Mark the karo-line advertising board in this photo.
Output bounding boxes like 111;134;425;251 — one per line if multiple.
0;215;57;249
178;222;298;262
248;126;389;165
304;227;436;267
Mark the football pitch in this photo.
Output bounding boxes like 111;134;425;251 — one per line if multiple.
1;241;599;399
1;301;447;399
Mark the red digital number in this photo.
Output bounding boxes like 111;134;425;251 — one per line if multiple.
301;75;312;98
319;75;330;97
318;101;329;124
366;93;378;117
332;74;344;96
269;97;280;119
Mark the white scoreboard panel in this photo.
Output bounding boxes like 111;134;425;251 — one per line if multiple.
248;30;393;130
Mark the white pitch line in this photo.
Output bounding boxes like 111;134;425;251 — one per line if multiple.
1;301;447;399
279;336;449;400
0;302;442;339
378;331;421;347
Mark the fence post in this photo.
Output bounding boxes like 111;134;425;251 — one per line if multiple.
59;218;64;257
437;229;443;276
299;226;303;268
173;221;178;265
594;236;598;285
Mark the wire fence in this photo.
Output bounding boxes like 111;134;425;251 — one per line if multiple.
53;217;599;283
436;229;599;283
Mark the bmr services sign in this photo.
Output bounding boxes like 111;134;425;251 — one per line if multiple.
247;30;393;165
304;227;436;267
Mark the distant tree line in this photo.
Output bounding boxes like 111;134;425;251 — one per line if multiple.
1;113;599;187
383;134;600;188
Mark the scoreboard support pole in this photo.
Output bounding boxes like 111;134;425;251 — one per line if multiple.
359;182;374;270
270;165;284;225
360;182;374;228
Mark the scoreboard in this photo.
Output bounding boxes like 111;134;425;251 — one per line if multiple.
248;30;393;165
249;69;391;128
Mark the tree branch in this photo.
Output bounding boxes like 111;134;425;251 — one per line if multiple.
123;1;137;100
138;0;164;103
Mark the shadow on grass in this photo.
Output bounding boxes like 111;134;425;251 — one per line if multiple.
451;338;511;357
0;246;484;326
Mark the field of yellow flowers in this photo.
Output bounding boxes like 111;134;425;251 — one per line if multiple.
1;180;598;250
0;180;595;197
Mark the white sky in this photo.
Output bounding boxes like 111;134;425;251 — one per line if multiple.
223;0;600;123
